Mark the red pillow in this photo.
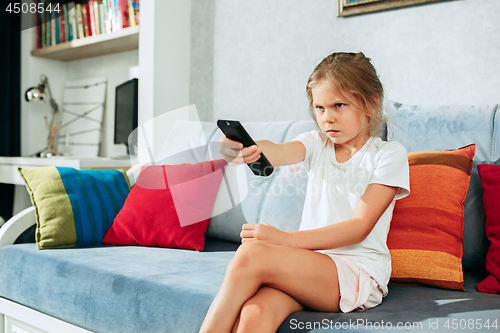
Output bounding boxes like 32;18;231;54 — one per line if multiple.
477;164;500;294
103;160;227;251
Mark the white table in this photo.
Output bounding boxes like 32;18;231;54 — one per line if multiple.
0;157;131;220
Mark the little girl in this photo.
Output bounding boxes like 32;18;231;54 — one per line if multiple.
200;52;410;333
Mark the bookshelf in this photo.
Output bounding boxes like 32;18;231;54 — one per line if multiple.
31;25;139;62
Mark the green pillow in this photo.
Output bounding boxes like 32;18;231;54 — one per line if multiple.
18;166;130;249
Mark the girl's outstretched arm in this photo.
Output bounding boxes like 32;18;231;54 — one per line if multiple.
241;183;398;250
254;140;306;167
219;136;305;168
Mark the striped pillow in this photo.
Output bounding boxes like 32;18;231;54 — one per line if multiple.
18;166;130;249
387;144;475;290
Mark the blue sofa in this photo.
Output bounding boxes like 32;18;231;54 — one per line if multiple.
0;102;499;333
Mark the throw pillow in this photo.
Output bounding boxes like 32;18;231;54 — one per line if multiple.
387;144;476;290
477;164;500;294
103;160;227;251
18;166;130;249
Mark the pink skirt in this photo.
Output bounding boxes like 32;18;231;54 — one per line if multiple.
323;254;384;313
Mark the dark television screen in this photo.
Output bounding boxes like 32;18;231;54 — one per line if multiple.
114;78;138;154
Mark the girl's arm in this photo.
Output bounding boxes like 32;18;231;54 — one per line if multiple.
241;183;398;249
219;136;306;168
255;140;306;167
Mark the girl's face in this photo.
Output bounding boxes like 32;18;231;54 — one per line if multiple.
312;82;370;150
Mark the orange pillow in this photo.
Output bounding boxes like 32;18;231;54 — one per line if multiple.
387;144;475;290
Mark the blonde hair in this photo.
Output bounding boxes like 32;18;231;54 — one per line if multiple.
306;52;386;137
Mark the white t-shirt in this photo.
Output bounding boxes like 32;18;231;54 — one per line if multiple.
290;130;410;296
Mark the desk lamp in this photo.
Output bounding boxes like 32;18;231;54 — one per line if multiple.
25;74;61;157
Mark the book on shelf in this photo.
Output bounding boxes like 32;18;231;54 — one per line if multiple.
51;9;56;45
127;0;135;27
63;4;70;43
81;3;90;37
111;0;120;33
36;6;42;48
34;0;140;50
98;3;105;34
119;0;129;29
76;3;84;40
88;0;96;36
58;8;65;43
68;2;75;41
55;9;60;44
94;1;101;34
70;3;77;40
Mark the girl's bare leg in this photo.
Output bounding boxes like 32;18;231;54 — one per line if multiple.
231;286;303;333
199;242;340;333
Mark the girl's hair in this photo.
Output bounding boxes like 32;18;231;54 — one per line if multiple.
306;52;386;137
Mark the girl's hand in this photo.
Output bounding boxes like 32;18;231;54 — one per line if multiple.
240;223;290;247
218;135;262;166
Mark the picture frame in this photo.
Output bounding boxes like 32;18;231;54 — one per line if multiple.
338;0;447;17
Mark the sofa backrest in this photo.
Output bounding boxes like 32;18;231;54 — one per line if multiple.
386;101;500;272
137;102;497;274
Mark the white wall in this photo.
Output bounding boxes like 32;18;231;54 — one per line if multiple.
338;0;499;106
138;0;191;162
203;0;500;122
190;0;215;122
139;0;191;121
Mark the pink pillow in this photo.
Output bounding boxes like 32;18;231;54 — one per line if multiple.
103;160;227;251
477;164;500;294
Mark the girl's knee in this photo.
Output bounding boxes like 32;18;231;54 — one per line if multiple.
242;298;267;318
237;298;273;332
238;241;268;255
229;242;268;273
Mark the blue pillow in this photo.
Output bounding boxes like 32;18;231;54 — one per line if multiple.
18;166;130;249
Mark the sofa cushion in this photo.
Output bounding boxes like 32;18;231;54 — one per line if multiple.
387;102;499;272
18;166;130;249
279;272;500;332
103;160;227;251
0;242;238;333
388;145;475;290
1;243;499;333
477;164;500;294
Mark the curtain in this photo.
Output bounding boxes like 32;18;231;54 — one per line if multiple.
0;6;22;222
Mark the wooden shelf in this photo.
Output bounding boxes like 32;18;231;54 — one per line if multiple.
31;25;139;62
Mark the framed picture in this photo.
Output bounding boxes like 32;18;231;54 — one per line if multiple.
338;0;447;17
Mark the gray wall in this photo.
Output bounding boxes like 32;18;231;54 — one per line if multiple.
190;0;500;123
